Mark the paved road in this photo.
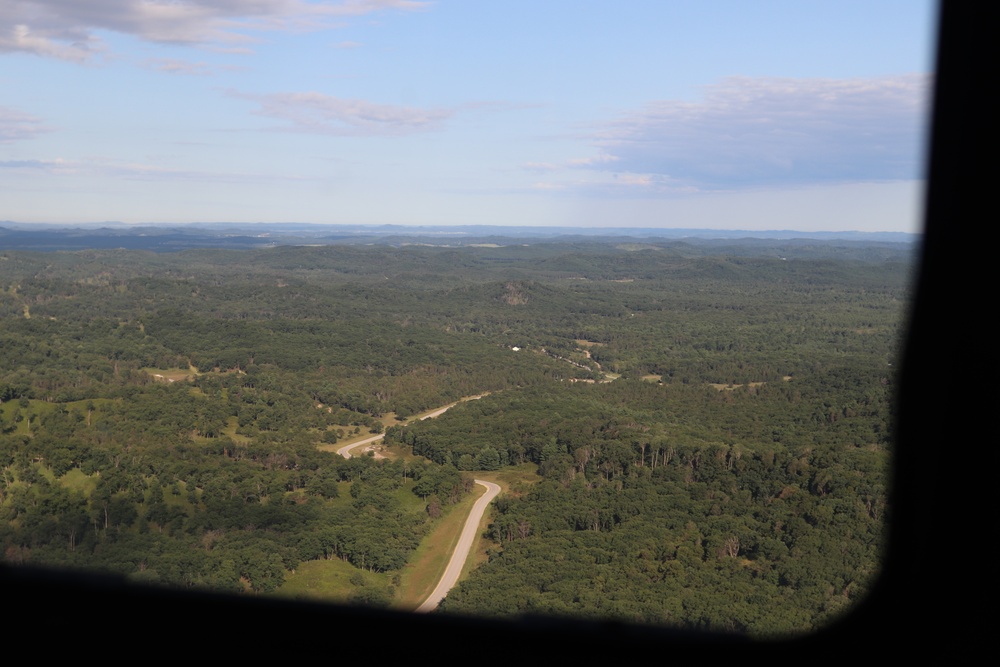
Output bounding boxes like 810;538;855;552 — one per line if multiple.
336;433;385;459
332;394;498;611
415;479;501;613
336;395;483;459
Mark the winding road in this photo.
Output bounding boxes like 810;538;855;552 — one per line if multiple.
335;433;384;459
336;396;482;459
416;479;500;612
333;396;497;611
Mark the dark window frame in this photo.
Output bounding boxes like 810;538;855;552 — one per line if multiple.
2;1;980;653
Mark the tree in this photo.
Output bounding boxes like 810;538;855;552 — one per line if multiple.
477;447;501;471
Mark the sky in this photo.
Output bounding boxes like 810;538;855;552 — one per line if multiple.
0;1;936;232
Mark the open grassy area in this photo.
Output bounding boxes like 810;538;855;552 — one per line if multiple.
4;399;91;435
0;400;29;435
140;367;199;382
380;441;424;465
221;416;250;444
394;478;426;514
3;398;117;436
709;381;767;391
478;463;541;496
276;559;391;604
60;468;98;496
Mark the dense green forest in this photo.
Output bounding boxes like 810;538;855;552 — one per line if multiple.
0;240;910;636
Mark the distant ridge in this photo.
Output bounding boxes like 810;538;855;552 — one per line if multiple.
0;221;918;251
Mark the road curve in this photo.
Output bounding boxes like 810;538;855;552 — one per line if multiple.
331;394;498;612
415;480;500;613
335;433;384;459
336;395;484;459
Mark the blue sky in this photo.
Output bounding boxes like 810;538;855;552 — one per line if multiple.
0;1;936;231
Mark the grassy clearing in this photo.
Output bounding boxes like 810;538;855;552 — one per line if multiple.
478;463;540;496
320;482;353;510
0;400;28;434
65;398;115;410
709;381;767;391
4;398;116;435
141;367;198;382
162;480;194;510
60;468;98;495
277;559;391;604
5;399;55;435
394;478;426;514
381;441;424;465
221;416;250;444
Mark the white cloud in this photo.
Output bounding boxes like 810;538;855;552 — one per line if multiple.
0;1;428;61
529;181;569;191
586;74;930;190
143;57;214;75
521;162;560;172
525;172;698;198
520;154;618;175
237;90;454;135
567;154;619;167
0;23;99;62
0;158;80;174
0;106;50;143
0;155;311;182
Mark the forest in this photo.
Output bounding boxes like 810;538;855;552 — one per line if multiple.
0;239;912;636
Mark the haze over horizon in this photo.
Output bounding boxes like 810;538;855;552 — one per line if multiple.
1;1;935;233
